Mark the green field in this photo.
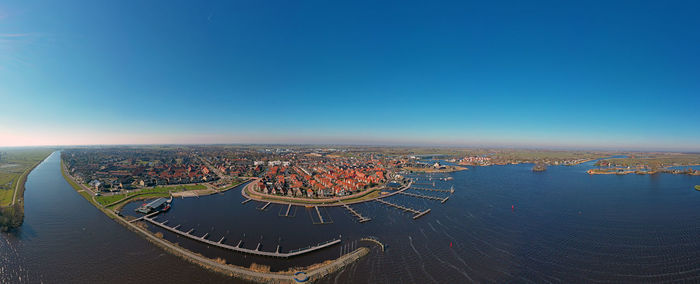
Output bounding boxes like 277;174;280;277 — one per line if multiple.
597;153;700;169
96;184;206;207
0;149;53;203
0;148;53;230
0;189;14;206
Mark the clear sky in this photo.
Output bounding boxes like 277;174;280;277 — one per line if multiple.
1;1;699;150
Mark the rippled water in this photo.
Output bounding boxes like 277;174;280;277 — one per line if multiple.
3;152;700;283
0;152;234;283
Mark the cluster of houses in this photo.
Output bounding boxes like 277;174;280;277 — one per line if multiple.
458;156;493;166
254;159;387;198
64;150;219;192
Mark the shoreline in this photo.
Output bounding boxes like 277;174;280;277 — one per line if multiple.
60;154;368;283
0;151;53;231
587;168;700;176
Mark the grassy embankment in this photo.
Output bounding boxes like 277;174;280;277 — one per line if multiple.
96;184;206;209
695;185;700;191
0;149;52;231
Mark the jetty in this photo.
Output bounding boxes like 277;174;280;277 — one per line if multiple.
258;202;271;211
398;191;449;203
144;216;340;258
375;199;431;219
278;203;295;217
312;206;333;224
360;236;385;251
129;210;161;223
411;186;454;194
342;204;371;223
280;204;292;217
241;198;252;204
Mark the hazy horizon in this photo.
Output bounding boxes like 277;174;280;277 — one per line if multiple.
2;1;699;150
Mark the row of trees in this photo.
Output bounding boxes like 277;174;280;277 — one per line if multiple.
0;204;23;232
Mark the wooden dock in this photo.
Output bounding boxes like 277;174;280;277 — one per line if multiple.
375;199;431;219
144;217;340;258
278;203;296;217
398;191;449;203
342;204;371;223
411;186;454;194
128;211;161;223
241;198;252;204
258;202;271;211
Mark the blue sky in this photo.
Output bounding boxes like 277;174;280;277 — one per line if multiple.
1;1;699;150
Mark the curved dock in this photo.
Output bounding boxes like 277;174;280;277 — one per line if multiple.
360;236;384;251
144;216;340;258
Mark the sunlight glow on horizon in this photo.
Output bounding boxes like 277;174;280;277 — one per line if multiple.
1;1;699;151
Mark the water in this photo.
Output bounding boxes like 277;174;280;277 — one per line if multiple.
3;152;700;283
0;152;234;283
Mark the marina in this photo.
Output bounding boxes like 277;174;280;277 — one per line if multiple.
7;152;700;283
144;216;341;258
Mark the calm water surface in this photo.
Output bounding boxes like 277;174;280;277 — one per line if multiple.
3;152;700;283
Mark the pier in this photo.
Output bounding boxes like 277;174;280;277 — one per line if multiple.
342;204;371;223
128;210;160;223
375;199;431;219
398;191;449;203
411;186;454;194
241;198;252;204
144;217;341;258
258;202;271;211
278;203;293;217
313;206;333;224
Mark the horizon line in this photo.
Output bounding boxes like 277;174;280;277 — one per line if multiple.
1;142;699;154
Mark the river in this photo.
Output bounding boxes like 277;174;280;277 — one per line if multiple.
3;152;700;283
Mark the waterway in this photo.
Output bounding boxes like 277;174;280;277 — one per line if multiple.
3;152;700;282
0;152;234;283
